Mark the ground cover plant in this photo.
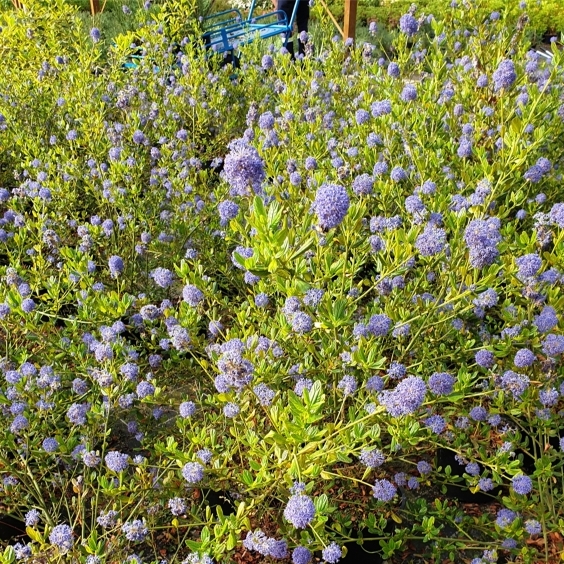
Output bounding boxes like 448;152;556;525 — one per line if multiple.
1;1;564;563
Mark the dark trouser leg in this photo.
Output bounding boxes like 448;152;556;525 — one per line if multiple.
278;0;308;57
296;1;310;56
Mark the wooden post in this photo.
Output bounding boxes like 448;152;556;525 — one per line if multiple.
90;0;100;15
343;0;357;41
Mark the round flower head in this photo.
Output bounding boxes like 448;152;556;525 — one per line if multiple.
312;183;350;230
387;362;406;380
399;13;419;36
218;200;239;226
108;255;124;278
496;508;517;529
378;376;426;417
500;370;530;399
401;84;417;101
223;402;240;418
168;497;187;516
549;203;564;228
513;348;535;368
355;109;370;125
493;59;516;91
475;349;495;368
223;139;265;196
417;460;432;475
42;437;59;452
390;166;407;182
178;401;196;419
322;542;342;564
525;519;541;535
25;509;41;527
415;223;446;256
512;473;532;495
352;173;373;196
122;519;148;542
292;546;312;564
261;54;274;70
150;267;173;288
359;448;385;468
67;403;89;425
284;493;315;529
182;462;204;483
253;383;275;406
337;374;357;396
136;381;155;399
388;62;400;78
469;406;487;421
183;284;204;306
465;462;480;476
49;524;73;553
371;99;392;117
533;306;558;333
428;372;455;395
82;450;101;468
372;479;397;501
424;414;446;434
291;312;313;334
542;334;564;357
21;298;36;313
105;451;129;472
367;314;392;337
515;253;542;278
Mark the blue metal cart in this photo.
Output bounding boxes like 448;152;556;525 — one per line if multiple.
201;0;302;55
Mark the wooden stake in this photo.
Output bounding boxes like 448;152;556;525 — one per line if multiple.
343;0;357;41
90;0;100;15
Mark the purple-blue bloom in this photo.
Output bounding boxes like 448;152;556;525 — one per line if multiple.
182;462;204;483
49;524;73;552
500;370;530;399
150;267;173;288
493;59;516;91
399;13;419;36
218;200;239;226
359;448;385;468
378;376;426;416
122;520;148;542
105;451;129;472
284;493;315;528
516;253;542;279
512;473;533;495
542;334;564;357
183;284;204;306
292;546;312;564
108;256;124;278
415;223;447;256
428;372;455;395
42;437;59;452
322;542;342;563
312;184;350;230
372;479;397;501
496;508;517;529
513;348;535;368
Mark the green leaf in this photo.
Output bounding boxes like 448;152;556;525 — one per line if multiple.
241;470;254;486
314;493;328;513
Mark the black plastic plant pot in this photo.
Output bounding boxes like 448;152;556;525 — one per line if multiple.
435;448;499;504
0;515;28;543
342;536;384;563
